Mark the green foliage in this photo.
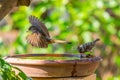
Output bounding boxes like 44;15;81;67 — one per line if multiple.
0;0;119;54
0;58;31;80
0;0;120;79
108;75;120;80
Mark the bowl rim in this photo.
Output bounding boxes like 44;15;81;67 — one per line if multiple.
4;53;102;66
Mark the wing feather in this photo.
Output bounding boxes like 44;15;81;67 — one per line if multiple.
29;15;50;38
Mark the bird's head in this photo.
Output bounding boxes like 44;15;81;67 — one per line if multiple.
28;26;38;33
77;45;84;53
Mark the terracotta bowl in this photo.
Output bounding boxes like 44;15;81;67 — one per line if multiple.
4;54;102;78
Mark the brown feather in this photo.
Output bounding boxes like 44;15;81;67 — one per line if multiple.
26;33;48;48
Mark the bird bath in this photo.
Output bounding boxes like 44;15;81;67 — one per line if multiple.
5;53;102;79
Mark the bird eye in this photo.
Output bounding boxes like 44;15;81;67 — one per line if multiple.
29;26;34;30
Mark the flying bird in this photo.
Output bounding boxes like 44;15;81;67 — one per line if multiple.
26;15;71;48
77;38;100;53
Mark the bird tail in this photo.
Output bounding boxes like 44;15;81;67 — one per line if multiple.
50;39;72;44
94;38;100;43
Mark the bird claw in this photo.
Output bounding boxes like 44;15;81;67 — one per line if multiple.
79;54;87;58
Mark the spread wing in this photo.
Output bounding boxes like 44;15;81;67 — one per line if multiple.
29;15;50;38
26;33;48;48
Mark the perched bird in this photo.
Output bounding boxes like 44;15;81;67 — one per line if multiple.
26;15;71;48
77;38;100;53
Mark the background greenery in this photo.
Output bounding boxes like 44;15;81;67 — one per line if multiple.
0;0;120;80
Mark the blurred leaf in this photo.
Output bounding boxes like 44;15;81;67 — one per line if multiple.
114;56;120;67
0;58;31;80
